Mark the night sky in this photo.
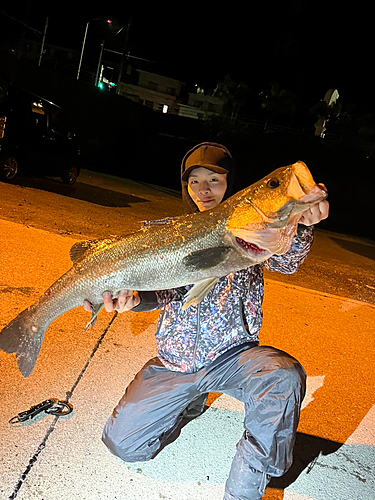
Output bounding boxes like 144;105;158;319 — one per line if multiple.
1;2;374;111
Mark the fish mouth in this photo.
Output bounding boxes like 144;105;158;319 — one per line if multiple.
235;237;267;254
289;162;328;202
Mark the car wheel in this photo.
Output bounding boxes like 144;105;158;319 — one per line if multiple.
61;165;79;185
0;155;18;181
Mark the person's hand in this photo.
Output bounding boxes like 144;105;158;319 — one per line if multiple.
299;200;329;226
83;290;140;314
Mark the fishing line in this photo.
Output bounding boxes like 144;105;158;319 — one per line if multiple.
8;311;118;500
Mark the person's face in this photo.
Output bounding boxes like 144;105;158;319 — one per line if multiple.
187;167;227;212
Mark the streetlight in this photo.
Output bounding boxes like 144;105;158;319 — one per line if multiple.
95;24;124;87
76;19;112;80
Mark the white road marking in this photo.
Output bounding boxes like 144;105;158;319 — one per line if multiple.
284;492;317;500
345;404;375;446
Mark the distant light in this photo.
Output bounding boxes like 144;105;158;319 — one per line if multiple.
162;105;168;114
107;19;112;24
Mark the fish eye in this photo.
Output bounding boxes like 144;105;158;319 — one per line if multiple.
267;178;280;189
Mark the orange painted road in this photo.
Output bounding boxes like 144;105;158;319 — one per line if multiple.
0;172;374;500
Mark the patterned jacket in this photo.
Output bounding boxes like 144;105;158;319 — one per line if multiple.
135;225;314;373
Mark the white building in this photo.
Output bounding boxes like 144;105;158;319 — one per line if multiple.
178;93;224;119
119;70;224;119
119;70;184;114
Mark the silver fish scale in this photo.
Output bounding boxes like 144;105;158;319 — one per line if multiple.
24;217;227;329
0;161;328;377
18;179;310;331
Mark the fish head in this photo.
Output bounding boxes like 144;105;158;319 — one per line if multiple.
225;161;328;257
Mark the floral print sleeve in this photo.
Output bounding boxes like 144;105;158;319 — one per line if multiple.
265;225;314;274
134;287;188;312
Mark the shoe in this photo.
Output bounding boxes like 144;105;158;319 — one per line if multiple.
224;452;271;500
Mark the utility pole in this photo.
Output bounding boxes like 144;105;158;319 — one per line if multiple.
116;17;132;94
95;41;105;86
38;16;48;66
77;19;113;81
77;20;91;80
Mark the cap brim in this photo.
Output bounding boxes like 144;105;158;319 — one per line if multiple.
181;165;228;182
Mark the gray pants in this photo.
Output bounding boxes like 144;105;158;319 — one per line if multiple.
102;344;306;497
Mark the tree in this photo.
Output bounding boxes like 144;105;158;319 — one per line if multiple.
258;82;297;128
213;75;251;122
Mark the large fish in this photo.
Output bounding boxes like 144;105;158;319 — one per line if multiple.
0;161;327;377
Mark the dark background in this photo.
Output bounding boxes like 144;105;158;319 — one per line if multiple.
2;2;373;107
0;2;374;240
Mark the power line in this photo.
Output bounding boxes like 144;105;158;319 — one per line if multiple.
104;48;172;66
0;10;43;37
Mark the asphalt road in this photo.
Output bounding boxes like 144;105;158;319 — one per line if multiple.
0;170;374;500
1;170;374;305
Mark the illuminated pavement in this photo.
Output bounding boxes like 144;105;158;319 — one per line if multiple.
0;173;374;500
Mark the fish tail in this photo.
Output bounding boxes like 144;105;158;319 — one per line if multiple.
0;308;47;377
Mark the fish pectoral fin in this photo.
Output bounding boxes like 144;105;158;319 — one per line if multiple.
182;247;232;271
83;302;104;333
182;278;219;310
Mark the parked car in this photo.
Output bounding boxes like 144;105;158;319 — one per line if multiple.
0;80;81;184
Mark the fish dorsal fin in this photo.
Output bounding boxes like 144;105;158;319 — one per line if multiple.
182;278;219;309
69;240;99;263
182;247;232;271
141;217;180;228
